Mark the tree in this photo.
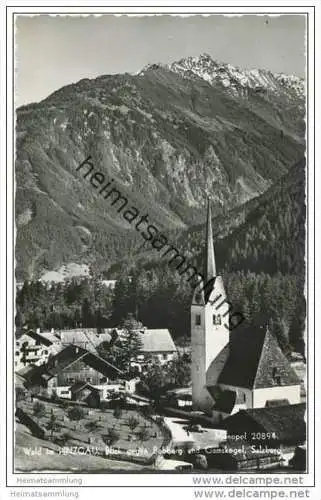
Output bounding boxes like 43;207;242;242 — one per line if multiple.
111;277;133;325
47;409;59;440
127;416;140;434
81;298;94;327
32;401;46;423
167;355;191;387
242;298;252;322
15;387;26;404
270;316;292;358
137;361;171;402
15;309;24;328
195;454;208;470
85;420;100;433
50;390;59;402
67;405;85;429
113;406;123;420
103;428;120;447
137;427;149;443
138;357;191;402
97;313;143;375
141;405;155;418
60;399;69;410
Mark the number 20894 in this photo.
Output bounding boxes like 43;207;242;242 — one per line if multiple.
251;432;278;440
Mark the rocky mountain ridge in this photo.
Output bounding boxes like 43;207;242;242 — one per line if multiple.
15;54;305;279
142;53;305;99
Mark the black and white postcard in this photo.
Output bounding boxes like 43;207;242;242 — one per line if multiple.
1;3;320;500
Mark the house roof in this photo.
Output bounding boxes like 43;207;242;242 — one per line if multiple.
16;364;38;379
60;329;105;354
69;381;100;394
47;343;65;356
38;331;61;344
265;399;290;408
208;326;300;390
84;350;123;377
96;332;112;344
140;329;177;353
21;344;123;384
16;332;35;343
15;373;27;389
46;344;89;376
167;387;192;396
224;404;306;444
110;328;176;353
21;330;60;346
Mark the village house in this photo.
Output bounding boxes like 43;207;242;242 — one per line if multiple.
69;381;101;407
115;327;177;370
58;328;112;352
15;321;177;406
15;330;61;371
17;340;123;396
15;324;177;374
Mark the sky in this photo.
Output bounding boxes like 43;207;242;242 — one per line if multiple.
15;14;306;107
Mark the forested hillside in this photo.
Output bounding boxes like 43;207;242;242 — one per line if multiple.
16;158;306;355
180;157;306;276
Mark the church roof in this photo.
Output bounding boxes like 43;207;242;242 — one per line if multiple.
206;345;230;387
200;199;218;303
208;326;300;390
253;327;300;388
204;199;216;282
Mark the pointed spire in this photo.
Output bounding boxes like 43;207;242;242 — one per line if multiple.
204;197;216;281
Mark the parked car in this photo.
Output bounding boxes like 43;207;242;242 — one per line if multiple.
186;424;203;433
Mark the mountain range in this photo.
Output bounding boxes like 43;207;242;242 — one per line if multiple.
108;157;305;278
15;54;305;280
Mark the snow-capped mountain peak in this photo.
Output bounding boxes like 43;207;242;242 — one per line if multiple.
141;53;304;99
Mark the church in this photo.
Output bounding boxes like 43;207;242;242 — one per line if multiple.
191;201;301;421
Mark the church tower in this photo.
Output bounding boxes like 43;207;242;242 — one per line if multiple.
191;199;230;411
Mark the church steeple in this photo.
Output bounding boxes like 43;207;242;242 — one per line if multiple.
204;198;216;281
191;198;230;412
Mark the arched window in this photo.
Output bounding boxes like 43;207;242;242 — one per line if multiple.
272;367;281;385
240;392;246;403
213;314;222;325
